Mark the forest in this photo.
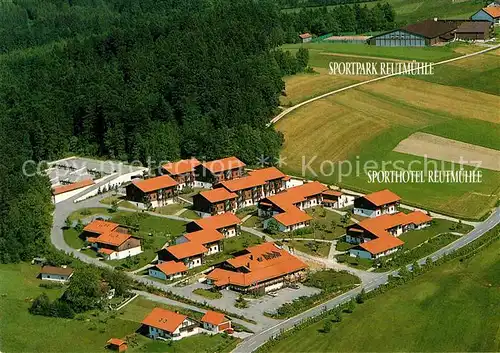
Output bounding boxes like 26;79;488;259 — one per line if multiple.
0;0;395;263
279;0;377;10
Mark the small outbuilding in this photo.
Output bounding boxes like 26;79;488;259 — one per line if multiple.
201;311;231;333
471;7;500;24
39;265;74;282
299;33;312;43
106;338;128;352
455;21;492;40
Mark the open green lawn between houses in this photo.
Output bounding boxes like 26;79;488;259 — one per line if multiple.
259;234;500;353
286;239;331;258
65;207;187;270
0;263;239;353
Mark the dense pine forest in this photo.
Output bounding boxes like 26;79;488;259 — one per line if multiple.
0;0;394;262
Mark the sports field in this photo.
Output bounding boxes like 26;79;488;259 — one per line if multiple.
276;49;500;219
260;235;500;352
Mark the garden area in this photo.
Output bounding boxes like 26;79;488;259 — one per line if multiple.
64;207;187;271
265;269;360;319
286;239;331;258
0;262;239;353
99;194;138;210
192;288;223;300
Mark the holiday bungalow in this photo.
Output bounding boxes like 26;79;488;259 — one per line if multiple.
192;188;238;217
353;189;400;218
322;189;354;209
176;228;224;255
83;220;142;260
347;211;432;259
194;157;246;185
200;311;231;333
216;175;266;209
39;265;74;282
259;181;327;232
161;158;200;189
299;32;312;43
206;242;307;294
125;174;178;208
148;261;188;281
157;242;208;269
186;213;241;238
141;308;199;341
471;7;500;24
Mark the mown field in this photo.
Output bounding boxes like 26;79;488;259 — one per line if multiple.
283;0;484;23
0;263;238;353
261;235;500;352
276;48;500;219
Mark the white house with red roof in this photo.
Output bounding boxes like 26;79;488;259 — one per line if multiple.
82;220;142;260
322;189;355;209
161;158;200;190
347;211;432;259
142;308;199;340
353;189;401;218
148;261;188;281
201;311;231;333
125;174;179;209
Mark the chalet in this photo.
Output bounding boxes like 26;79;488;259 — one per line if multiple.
142;308;199;340
125;174;178;208
39;265;74;282
216;176;266;209
161;158;200;189
157;242;208;269
106;338;127;352
247;167;287;196
471;7;500;24
200;311;231;333
322;189;354;209
186;213;241;238
195;156;246;185
299;33;312;43
192;188;237;217
83;220;142;260
347;211;432;259
353;189;400;218
148;261;188;281
206;242;307;294
455;21;492;40
259;181;327;232
176;229;224;255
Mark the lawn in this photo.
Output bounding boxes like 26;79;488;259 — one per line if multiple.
306;206;350;239
192;288;223;300
282;0;484;23
155;202;186;216
275;75;500;220
130;332;239;353
336;254;374;270
236;205;258;219
242;215;262;228
65;208;187;270
260;236;500;352
0;263;238;353
398;219;472;250
181;207;201;219
286;239;331;258
99;194;139;210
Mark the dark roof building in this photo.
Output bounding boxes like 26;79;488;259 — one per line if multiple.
455;21;492;40
369;19;460;46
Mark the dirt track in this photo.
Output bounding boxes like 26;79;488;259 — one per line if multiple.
393;132;500;171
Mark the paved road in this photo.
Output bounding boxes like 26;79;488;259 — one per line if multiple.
233;207;500;352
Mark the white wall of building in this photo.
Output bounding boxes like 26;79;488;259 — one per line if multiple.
41;273;72;282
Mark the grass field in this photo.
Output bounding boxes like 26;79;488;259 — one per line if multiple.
276;75;500;219
287;239;331;258
65;207;187;269
282;0;484;23
0;263;239;352
399;219;472;250
260;236;500;352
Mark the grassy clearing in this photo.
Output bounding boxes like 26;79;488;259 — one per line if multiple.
192;288;223;300
0;264;238;353
282;0;484;23
336;254;374;270
155;202;186;216
399;219;472;250
242;215;262;228
181;207;201;219
286;240;331;258
260;236;500;352
65;208;187;270
276;76;500;219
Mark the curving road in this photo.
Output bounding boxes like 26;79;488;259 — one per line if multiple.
233;206;500;353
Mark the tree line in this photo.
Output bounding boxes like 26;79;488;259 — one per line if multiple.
0;0;310;264
279;0;377;10
280;2;397;41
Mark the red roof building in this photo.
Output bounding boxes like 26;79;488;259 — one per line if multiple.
52;179;94;196
149;261;188;281
161;158;200;188
187;213;241;238
192;188;238;216
354;189;401;218
141;308;199;340
106;338;127;352
195;156;246;184
201;311;231;333
207;242;308;293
